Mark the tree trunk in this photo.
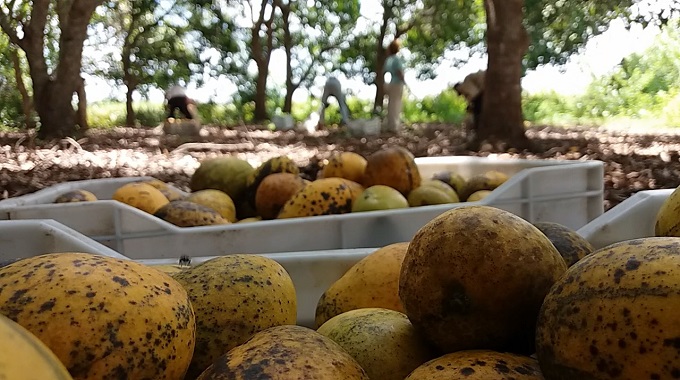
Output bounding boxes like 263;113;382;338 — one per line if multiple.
18;1;103;139
125;86;136;127
372;48;387;113
470;0;532;151
281;4;294;113
10;47;35;129
372;7;391;113
254;61;270;121
34;82;77;139
75;76;88;130
251;0;275;122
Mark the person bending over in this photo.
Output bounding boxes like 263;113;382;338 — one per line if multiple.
318;76;351;129
165;85;195;120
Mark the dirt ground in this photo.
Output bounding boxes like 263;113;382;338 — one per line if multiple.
2;122;680;211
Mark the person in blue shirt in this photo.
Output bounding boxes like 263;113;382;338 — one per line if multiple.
383;39;406;132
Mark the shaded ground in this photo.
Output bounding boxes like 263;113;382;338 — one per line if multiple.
2;123;680;211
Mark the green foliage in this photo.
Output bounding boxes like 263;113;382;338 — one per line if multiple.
0;34;23;128
402;89;467;123
577;21;680;119
524;0;680;69
87;102;126;128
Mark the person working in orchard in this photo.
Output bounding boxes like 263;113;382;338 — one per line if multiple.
317;76;351;129
383;39;406;133
165;85;195;120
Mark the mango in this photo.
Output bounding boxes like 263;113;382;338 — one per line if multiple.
0;252;195;379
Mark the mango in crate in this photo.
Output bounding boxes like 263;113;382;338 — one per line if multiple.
0;314;73;380
431;171;466;195
533;221;594;267
420;179;460;202
187;189;237;222
315;242;409;327
351;185;409;212
245;156;300;206
278;178;361;219
459;170;509;201
139;178;185;201
173;254;297;379
0;252;195;379
405;350;543;379
196;325;368;380
654;184;680;236
362;146;421;196
154;200;230;227
54;189;98;203
317;308;434;380
190;156;255;203
536;237;680;379
255;172;308;219
321;152;368;183
467;189;492;202
112;182;169;213
407;185;457;207
399;205;567;354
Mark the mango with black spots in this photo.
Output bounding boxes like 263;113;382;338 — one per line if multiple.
533;221;594;266
317;308;434;380
54;190;98;203
315;242;409;328
361;146;421;196
321;152;368;183
399;205;567;354
277;178;360;219
536;237;680;379
405;350;544;379
255;172;308;219
0;313;74;380
172;254;297;379
196;325;368;380
245;156;300;206
154;200;230;227
0;252;196;380
112;182;169;214
654;185;680;236
139;178;185;201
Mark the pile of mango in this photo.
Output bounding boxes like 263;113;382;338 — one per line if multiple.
54;147;511;227
5;199;680;379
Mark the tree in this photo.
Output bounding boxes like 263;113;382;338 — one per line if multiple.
274;0;360;113
0;34;25;128
87;0;199;126
188;0;273;121
0;0;103;139
249;0;277;121
339;0;478;112
471;0;531;150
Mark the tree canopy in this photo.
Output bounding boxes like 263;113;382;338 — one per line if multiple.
0;0;678;139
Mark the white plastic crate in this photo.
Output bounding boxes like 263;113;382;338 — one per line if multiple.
0;176;183;207
0;156;604;259
137;248;378;328
0;219;129;262
577;189;673;250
